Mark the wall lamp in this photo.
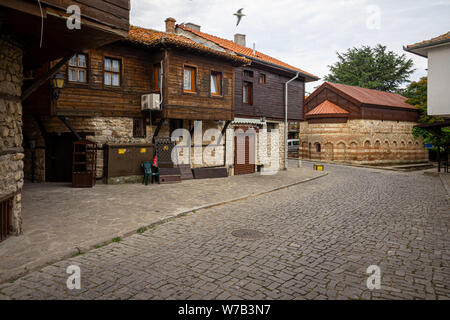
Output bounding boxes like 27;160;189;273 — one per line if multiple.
51;73;65;100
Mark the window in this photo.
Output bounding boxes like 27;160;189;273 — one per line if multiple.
133;118;146;138
68;54;87;83
243;70;254;78
259;74;266;84
210;71;222;96
316;143;321;153
267;123;277;131
104;57;121;86
153;63;162;90
183;66;196;93
243;81;253;105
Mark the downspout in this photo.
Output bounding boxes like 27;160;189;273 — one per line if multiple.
157;60;164;106
284;72;300;170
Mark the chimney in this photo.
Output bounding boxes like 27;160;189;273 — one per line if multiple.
185;23;201;32
165;17;176;33
234;34;246;47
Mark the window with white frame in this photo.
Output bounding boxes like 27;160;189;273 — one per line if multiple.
183;66;196;93
68;54;87;83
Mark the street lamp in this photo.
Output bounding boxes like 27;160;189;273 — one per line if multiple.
51;73;65;100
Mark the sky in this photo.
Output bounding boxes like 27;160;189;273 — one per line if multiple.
131;0;450;94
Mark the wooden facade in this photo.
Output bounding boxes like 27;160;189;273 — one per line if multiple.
0;0;130;69
164;49;235;121
21;28;247;182
24;42;238;121
234;62;306;121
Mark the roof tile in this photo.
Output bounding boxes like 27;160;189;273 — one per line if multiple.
306;100;349;116
325;82;416;110
178;24;318;79
407;32;450;49
127;26;250;65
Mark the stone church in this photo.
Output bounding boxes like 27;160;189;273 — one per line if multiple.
300;82;428;164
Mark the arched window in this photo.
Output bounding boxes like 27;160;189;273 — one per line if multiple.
315;143;321;153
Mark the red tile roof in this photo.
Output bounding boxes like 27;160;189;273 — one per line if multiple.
406;32;450;50
324;82;416;110
127;26;250;65
306;100;349;117
177;24;318;80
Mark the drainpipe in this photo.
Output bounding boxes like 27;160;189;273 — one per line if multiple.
284;72;299;170
157;59;164;106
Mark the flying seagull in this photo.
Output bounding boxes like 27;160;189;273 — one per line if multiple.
234;8;245;26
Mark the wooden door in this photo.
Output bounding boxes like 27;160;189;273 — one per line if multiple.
45;133;75;182
234;127;256;175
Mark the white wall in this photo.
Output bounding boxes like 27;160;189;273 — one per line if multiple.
428;45;450;117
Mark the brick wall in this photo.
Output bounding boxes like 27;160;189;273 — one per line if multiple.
299;119;428;164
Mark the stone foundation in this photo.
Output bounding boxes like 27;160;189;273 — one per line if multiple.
299;119;428;164
23;116;229;182
23;115;289;183
0;35;24;235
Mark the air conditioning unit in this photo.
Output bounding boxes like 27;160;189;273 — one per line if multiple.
141;94;162;111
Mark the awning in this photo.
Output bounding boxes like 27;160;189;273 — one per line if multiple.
232;117;267;126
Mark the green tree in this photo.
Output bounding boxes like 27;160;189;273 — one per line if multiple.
403;77;450;159
324;45;415;92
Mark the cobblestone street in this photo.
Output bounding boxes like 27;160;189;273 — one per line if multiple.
0;162;449;300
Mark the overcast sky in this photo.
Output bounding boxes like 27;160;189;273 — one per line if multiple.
131;0;450;94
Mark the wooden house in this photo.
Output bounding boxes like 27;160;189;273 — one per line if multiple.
300;82;428;164
0;0;130;237
176;23;319;174
22;18;249;184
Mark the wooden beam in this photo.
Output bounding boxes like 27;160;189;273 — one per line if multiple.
0;147;24;157
0;0;47;18
218;120;231;144
33;115;48;139
58;116;82;140
21;54;73;102
152;119;164;144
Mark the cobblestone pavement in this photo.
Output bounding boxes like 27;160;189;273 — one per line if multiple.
0;166;322;283
0;162;449;300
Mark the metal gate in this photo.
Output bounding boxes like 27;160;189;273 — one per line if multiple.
0;194;13;242
155;137;177;168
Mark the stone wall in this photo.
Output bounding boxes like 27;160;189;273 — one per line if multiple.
299;119;428;164
225;121;285;176
23;116;228;181
23;116;158;181
23;115;289;182
0;35;24;235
